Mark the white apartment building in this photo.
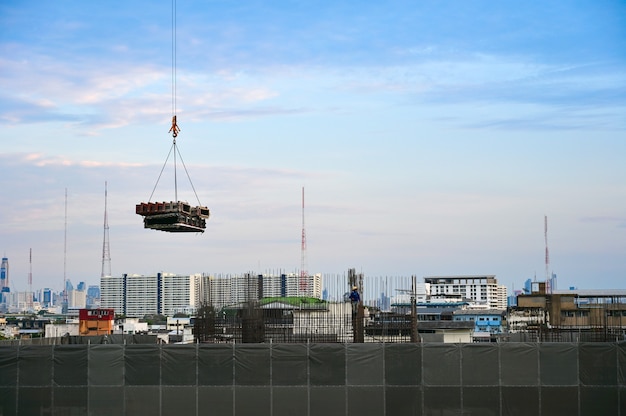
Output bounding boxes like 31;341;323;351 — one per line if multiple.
205;274;233;310
161;273;202;317
100;275;124;313
204;273;324;309
230;273;260;303
262;273;322;298
100;273;203;318
124;274;159;318
424;275;508;310
497;285;508;310
101;272;325;317
68;288;86;308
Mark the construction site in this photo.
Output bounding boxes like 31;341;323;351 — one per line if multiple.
3;270;625;414
2;2;622;414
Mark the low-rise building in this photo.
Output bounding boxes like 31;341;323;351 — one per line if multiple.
453;309;506;342
79;308;114;336
515;282;626;342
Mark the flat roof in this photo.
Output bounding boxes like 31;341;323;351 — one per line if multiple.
454;309;505;316
424;275;496;279
552;289;626;297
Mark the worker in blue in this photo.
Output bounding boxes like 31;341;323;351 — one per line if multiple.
349;285;360;317
349;286;360;303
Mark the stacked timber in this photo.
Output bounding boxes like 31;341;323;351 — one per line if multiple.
136;201;210;233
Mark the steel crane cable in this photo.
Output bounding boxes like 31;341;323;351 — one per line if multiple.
172;0;177;119
148;0;203;207
172;0;178;202
147;142;201;207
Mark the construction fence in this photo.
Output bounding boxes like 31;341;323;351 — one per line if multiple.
1;342;625;415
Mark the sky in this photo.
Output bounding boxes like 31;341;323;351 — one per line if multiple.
1;0;625;294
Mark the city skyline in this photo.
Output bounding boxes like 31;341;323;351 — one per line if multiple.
1;1;625;292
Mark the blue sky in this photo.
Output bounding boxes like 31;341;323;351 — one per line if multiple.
1;0;625;293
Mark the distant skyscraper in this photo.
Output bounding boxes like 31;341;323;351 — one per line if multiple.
87;286;100;299
42;288;52;307
524;278;532;294
0;257;8;292
87;285;101;308
66;281;87;308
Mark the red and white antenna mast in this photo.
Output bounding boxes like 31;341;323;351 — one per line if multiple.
300;187;308;293
63;188;68;312
544;215;551;293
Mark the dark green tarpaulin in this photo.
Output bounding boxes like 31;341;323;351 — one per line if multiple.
0;342;624;415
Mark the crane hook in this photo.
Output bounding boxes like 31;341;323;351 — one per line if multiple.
169;115;180;138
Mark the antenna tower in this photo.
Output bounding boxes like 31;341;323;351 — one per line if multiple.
28;248;32;310
300;187;308;293
101;181;112;277
63;188;68;311
544;215;551;294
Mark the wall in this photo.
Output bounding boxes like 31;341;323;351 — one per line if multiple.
0;342;624;415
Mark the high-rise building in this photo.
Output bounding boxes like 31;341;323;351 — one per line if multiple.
87;285;101;308
87;285;101;299
0;257;8;291
204;273;323;309
69;288;87;308
229;273;260;303
42;288;52;307
100;275;125;314
122;274;159;318
102;272;324;317
205;274;233;310
161;273;202;316
496;285;508;310
246;273;323;300
524;278;532;294
101;273;203;318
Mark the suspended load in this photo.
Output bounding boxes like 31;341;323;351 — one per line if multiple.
136;201;210;233
134;116;210;233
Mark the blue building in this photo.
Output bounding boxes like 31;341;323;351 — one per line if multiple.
0;257;8;292
453;309;506;342
42;288;52;307
87;285;101;307
523;278;532;294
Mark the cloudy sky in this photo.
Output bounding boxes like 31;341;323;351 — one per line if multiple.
1;0;625;294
